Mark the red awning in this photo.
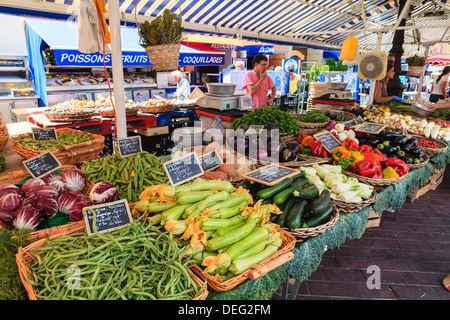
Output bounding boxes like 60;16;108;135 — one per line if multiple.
427;54;450;65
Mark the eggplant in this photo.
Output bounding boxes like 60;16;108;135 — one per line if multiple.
385;146;398;155
367;138;382;148
394;135;408;146
403;156;413;164
383;132;400;141
402;138;418;152
281;149;295;162
410;147;424;158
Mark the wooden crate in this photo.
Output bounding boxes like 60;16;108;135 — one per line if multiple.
407;163;446;200
366;208;381;229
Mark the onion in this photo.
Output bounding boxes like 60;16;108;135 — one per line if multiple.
257;149;269;162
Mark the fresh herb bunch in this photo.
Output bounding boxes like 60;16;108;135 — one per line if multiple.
430;108;450;121
232;107;300;134
299;110;329;123
138;9;184;47
406;54;426;67
18;132;93;151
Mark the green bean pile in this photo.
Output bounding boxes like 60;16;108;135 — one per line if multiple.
28;217;206;300
81;151;169;202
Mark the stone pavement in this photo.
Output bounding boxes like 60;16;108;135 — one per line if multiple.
296;170;450;300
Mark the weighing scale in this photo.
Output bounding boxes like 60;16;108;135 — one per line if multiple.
312;88;357;108
196;93;251;111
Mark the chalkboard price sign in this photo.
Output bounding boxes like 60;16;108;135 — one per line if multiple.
354;122;386;134
118;136;142;157
32;127;58;141
344;119;357;128
164;152;204;186
242;164;300;186
199;150;223;172
23;151;62;179
83;199;133;236
313;131;342;153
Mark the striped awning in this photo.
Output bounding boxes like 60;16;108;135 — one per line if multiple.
2;0;450;54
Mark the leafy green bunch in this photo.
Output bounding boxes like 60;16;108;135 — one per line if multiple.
138;9;184;47
406;54;426;66
232;107;300;134
299;110;329;123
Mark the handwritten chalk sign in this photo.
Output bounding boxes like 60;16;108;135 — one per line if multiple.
23;151;61;179
313;131;342;153
83;199;133;236
199;150;223;172
164;152;204;186
32;127;57;141
354;122;386;134
245;125;264;135
118;136;142;157
344;119;357;128
242;164;300;186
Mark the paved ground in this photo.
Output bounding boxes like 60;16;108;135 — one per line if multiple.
296;169;450;300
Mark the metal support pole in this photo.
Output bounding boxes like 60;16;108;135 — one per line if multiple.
368;32;383;106
417;44;430;99
108;0;127;139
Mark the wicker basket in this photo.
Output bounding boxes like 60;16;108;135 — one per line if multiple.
0;165;93;244
16;227;208;300
0;112;9;151
98;108;138;118
417;138;448;157
145;43;181;72
297;117;330;130
331;191;377;213
9;128;105;165
407;153;429;170
297;154;332;163
139;105;173;114
342;169;408;187
283;204;339;242
408;65;425;77
191;225;296;292
43;110;93;122
322;109;357;124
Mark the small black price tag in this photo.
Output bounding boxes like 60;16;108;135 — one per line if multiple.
354;122;386;134
199;150;223;172
31;127;58;141
118;136;142;157
313;131;342;153
242;164;300;186
163;152;204;187
23;151;62;179
83;199;133;236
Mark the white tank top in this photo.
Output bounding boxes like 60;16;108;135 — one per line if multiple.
431;75;449;95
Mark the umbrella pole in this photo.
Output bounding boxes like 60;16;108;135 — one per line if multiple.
108;0;127;140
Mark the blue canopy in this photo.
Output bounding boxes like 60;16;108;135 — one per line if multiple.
235;44;275;55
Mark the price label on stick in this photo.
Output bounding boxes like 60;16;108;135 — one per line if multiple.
83;199;133;236
344;119;358;128
31;127;57;141
242;164;300;186
23;151;61;179
118;136;142;157
199;150;223;172
313;131;342;153
163;152;204;187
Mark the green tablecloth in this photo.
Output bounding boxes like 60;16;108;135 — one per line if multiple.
208;141;450;300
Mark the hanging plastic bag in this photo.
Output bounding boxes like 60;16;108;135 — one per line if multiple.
338;34;358;61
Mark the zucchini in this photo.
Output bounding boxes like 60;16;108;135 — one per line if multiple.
295;184;320;200
229;243;280;275
213;221;246;237
225;227;269;260
197;191;230;211
216;200;247;219
176;191;215;204
200;215;246;231
161;204;191;224
311;189;331;216
256;171;305;200
235;241;266;260
208;192;251;211
175;180;235;194
285;199;307;229
273;182;306;206
304;203;334;228
276;197;296;227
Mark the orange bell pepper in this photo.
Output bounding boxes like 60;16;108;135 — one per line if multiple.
301;136;314;147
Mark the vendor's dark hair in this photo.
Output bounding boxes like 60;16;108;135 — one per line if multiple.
252;54;268;67
436;66;450;84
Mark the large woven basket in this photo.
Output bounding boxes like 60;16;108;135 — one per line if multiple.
284;204;339;242
0;165;93;244
191;225;296;292
407;153;429;170
408;65;425;77
417;138;448;157
139;105;173;114
331;191;377;213
0;113;9;151
16;227;208;300
145;43;181;72
343;169;408;187
322;109;357;124
9;128;105;165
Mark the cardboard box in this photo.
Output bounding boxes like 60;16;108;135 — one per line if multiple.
136;126;169;136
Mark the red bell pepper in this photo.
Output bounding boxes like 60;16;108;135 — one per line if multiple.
361;152;387;168
309;139;323;157
347;164;357;173
321;149;328;158
341;138;359;150
372;168;383;179
297;133;307;144
386;158;409;176
356;160;377;178
359;145;372;153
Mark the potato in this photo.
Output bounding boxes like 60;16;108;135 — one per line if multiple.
202;171;228;181
216;164;239;180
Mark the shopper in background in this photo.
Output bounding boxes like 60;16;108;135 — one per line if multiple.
374;64;406;104
235;61;245;70
288;68;300;94
172;70;190;100
429;66;450;103
242;54;276;110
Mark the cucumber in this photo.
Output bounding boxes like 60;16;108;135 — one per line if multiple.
256;172;305;200
311;189;331;216
295;184;320;200
276;197;296;227
285;199;307;229
304;203;334;228
273;182;307;206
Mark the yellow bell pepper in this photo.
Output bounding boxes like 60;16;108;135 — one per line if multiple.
382;166;400;179
349;150;364;165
